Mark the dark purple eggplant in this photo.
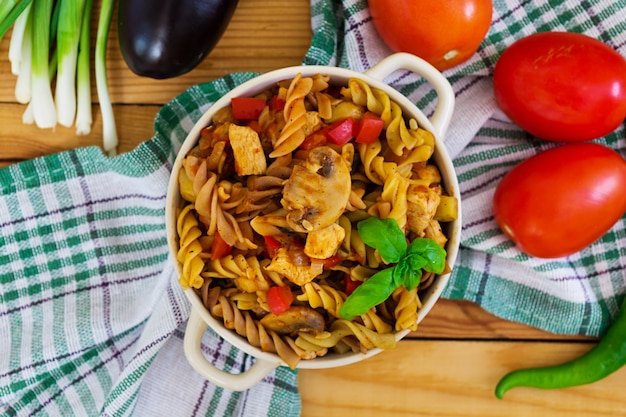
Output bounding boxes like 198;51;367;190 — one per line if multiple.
117;0;239;79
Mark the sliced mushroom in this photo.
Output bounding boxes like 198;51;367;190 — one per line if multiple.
260;306;325;335
281;146;351;233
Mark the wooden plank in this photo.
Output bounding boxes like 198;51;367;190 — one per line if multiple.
413;299;595;341
299;339;625;417
0;102;160;164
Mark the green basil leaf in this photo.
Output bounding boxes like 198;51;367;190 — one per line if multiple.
405;253;427;272
357;217;407;263
339;268;397;320
396;257;422;290
392;258;410;287
403;269;423;291
407;238;447;274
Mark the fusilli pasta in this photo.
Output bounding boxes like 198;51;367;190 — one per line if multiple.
175;73;458;368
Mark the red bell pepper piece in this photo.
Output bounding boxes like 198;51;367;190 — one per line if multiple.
264;235;282;258
247;120;262;133
355;112;384;144
231;97;267;120
210;232;232;260
269;95;286;111
266;285;294;315
344;275;362;296
321;254;343;269
326;118;357;145
300;129;328;150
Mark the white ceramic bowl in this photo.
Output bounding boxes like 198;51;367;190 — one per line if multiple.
165;52;461;391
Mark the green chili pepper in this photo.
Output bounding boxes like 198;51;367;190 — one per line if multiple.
495;296;626;399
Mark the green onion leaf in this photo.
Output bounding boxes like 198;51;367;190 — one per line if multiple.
0;0;33;42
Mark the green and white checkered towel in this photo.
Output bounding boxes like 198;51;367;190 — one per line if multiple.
1;0;625;415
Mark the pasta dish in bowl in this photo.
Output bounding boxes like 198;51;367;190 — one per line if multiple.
165;53;461;391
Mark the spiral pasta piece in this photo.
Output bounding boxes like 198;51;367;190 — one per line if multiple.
297;282;344;317
295;319;396;353
392;286;419;332
343;78;390;120
176;205;205;290
270;74;314;157
378;172;410;230
297;282;392;334
203;254;271;293
204;286;322;368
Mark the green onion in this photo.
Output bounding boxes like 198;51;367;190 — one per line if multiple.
75;0;94;135
5;0;118;153
10;3;32;103
23;48;56;125
30;0;56;129
55;0;87;127
0;0;33;42
0;0;19;27
95;0;118;156
7;1;31;75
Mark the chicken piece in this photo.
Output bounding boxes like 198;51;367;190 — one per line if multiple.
266;246;324;286
281;146;351;233
302;111;323;137
413;163;442;184
228;124;267;176
406;184;441;237
425;219;448;248
304;222;345;259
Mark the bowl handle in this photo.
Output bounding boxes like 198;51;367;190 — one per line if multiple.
183;308;279;391
364;52;455;140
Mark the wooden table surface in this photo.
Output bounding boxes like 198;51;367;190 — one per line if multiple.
2;1;625;415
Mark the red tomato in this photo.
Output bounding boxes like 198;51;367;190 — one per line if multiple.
492;143;626;258
369;0;493;71
266;286;294;316
493;32;626;142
